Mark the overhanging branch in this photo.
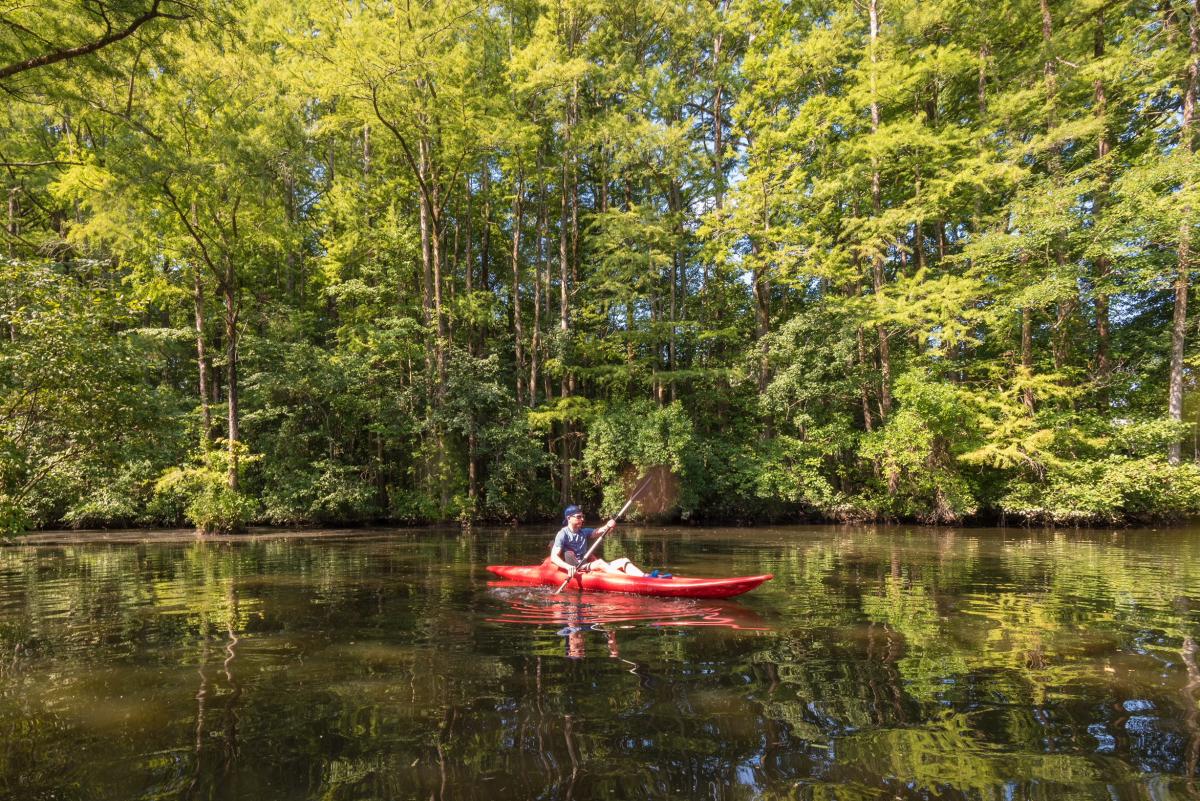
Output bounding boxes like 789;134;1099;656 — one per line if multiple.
0;0;188;81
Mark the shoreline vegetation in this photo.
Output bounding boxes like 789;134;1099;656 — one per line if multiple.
3;0;1200;535
3;520;1177;549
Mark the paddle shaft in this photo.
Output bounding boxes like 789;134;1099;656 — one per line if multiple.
554;476;654;593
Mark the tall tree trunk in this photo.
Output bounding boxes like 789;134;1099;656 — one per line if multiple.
747;153;772;396
424;139;447;391
975;43;989;233
1040;0;1076;373
1022;304;1036;413
530;175;545;408
1169;0;1198;464
7;187;17;341
752;265;770;393
670;249;678;404
868;0;892;421
1053;285;1075;371
193;266;213;446
477;160;492;360
711;0;729;212
7;187;16;255
651;271;662;405
284;172;297;300
464;175;474;297
468;430;478;507
1094;14;1112;409
416;143;436;497
559;83;575;506
362;123;371;176
666;174;683;403
222;263;239;492
463;174;478;511
418;146;435;378
1171;228;1190;465
511;167;526;406
571;144;580;295
479;160;491;293
559;140;571;395
913;166;925;273
858;324;874;432
598;147;609;214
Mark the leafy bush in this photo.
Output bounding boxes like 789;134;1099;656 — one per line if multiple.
481;415;552;522
1110;418;1193;458
387;488;439;525
689;434;788;523
0;261;190;534
1000;457;1200;525
858;371;982;523
755;428;855;518
582;400;697;519
443;348;552;522
259;460;381;526
151;446;258;534
62;460;157;529
0;495;30;539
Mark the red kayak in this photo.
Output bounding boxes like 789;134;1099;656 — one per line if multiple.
486;558;773;599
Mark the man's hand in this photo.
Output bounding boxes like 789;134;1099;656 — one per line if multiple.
577;561;592;573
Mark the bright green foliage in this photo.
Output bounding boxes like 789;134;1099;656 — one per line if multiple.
152;445;258;534
858;371;982;523
1001;458;1200;525
2;0;1200;533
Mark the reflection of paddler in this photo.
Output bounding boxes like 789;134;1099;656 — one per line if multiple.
557;599;588;659
566;628;585;659
557;595;626;660
556;618;622;660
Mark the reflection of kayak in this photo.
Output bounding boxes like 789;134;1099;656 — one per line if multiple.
486;558;773;599
486;582;771;630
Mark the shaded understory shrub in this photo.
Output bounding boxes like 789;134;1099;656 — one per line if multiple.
582;400;697;520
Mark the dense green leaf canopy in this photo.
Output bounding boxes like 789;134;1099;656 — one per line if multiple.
2;0;1199;533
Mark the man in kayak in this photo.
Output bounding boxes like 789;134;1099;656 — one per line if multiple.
550;505;647;577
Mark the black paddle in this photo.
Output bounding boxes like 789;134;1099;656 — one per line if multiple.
553;474;655;594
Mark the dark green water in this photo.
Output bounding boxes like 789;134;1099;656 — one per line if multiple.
2;525;1200;800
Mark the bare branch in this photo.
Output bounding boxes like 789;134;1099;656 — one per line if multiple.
160;178;220;279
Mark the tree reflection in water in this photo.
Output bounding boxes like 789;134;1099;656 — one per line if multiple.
0;526;1199;799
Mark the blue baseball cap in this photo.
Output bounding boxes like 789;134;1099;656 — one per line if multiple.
563;505;582;521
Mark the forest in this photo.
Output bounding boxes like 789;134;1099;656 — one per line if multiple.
2;0;1199;534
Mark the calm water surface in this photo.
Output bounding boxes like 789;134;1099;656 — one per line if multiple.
2;525;1200;800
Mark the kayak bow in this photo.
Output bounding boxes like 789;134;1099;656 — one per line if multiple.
487;558;772;599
